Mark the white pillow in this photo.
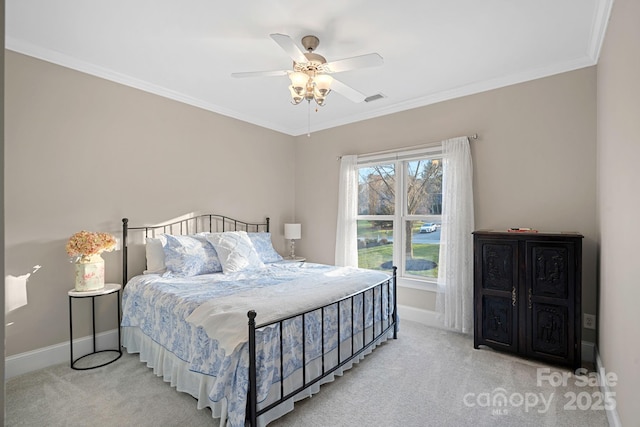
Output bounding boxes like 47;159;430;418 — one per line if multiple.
144;236;167;274
205;231;265;274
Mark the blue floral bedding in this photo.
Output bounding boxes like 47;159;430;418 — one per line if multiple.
121;262;394;426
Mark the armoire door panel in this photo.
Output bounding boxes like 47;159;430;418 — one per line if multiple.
528;243;574;299
530;302;569;358
481;295;515;348
482;242;516;292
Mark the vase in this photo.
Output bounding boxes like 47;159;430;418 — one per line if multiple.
74;254;105;291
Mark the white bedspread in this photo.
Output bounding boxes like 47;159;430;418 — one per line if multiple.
186;266;389;354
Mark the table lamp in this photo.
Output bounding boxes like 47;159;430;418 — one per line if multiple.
284;223;302;259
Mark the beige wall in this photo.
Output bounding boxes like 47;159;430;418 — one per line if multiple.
597;0;640;424
4;51;296;356
293;67;598;343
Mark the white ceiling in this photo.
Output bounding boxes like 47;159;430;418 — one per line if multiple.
6;0;613;136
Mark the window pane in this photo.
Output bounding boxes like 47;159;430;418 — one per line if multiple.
358;164;395;215
405;220;441;279
357;220;393;272
406;159;442;215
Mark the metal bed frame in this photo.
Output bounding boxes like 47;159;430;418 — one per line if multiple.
121;214;398;426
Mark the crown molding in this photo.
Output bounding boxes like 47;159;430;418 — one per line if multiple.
6;25;603;138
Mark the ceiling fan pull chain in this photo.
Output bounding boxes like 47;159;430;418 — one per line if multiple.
307;101;311;137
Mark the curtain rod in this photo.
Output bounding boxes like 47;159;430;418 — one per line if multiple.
336;133;479;161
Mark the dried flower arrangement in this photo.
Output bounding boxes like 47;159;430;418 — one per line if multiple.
66;231;116;263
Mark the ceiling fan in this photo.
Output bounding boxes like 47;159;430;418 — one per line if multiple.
232;33;383;106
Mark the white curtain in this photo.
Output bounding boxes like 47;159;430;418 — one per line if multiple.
335;155;359;267
436;137;475;334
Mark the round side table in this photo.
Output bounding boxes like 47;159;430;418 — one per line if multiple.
68;283;122;370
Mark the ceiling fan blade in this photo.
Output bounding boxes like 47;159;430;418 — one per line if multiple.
330;78;367;103
270;33;307;64
324;53;384;73
231;69;289;78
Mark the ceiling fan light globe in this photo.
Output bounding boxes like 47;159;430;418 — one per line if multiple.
315;96;326;107
313;74;333;89
288;86;304;104
314;87;331;99
289;72;309;93
314;87;331;97
314;74;333;96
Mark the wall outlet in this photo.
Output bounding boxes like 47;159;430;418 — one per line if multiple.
584;313;596;330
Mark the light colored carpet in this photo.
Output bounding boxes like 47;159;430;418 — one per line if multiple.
6;320;609;426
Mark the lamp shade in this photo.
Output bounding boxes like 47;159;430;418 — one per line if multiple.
284;223;302;240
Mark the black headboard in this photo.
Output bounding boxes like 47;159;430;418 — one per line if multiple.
121;214;270;285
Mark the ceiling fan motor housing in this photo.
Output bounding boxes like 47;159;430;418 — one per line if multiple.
294;36;328;74
301;35;320;52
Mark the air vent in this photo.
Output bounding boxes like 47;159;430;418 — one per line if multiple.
364;93;386;103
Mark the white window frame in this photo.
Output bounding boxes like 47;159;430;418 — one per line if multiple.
357;145;442;291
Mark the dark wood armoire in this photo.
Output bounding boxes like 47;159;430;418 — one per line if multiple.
473;230;583;370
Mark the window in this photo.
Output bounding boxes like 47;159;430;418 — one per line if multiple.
356;147;443;287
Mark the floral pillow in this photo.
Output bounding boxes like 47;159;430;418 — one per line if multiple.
247;232;283;263
206;231;265;274
162;234;222;277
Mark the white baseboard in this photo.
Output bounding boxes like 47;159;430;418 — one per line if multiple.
582;341;596;364
595;348;622;427
5;329;119;379
398;305;596;364
397;304;442;328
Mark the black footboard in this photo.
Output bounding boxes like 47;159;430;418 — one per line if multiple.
246;267;398;426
